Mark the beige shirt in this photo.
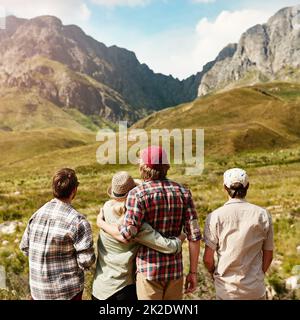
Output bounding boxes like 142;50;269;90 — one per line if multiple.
204;198;274;300
92;199;182;300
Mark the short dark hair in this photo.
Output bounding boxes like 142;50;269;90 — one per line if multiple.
139;163;170;181
52;168;79;199
225;182;249;199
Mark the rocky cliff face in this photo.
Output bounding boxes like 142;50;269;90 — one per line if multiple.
2;6;297;125
0;15;203;125
198;6;300;96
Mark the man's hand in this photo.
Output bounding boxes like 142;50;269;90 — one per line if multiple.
184;272;198;294
186;240;200;294
178;232;187;243
97;208;105;228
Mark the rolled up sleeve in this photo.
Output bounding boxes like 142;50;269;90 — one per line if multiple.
204;213;218;251
263;212;274;251
74;218;96;270
120;190;144;241
184;190;202;242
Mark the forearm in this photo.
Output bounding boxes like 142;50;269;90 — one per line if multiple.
188;240;200;272
99;220;127;243
203;245;215;274
135;223;182;254
204;258;215;274
262;250;273;273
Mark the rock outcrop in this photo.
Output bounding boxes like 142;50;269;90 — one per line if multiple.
0;15;202;125
198;5;300;96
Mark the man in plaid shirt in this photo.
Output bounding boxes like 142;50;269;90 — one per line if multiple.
20;168;95;300
99;146;201;299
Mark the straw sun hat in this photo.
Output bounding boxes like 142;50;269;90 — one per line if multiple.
107;171;141;199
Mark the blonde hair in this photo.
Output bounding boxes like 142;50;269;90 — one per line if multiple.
112;201;126;217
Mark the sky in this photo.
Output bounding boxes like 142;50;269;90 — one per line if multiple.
0;0;299;79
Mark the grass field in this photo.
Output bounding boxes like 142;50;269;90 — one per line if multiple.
0;82;299;300
0;142;299;300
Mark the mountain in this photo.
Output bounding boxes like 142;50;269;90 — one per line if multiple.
198;6;300;96
0;15;199;128
183;43;238;100
133;82;300;155
1;6;299;132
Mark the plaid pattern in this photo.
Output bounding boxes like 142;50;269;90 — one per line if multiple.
120;179;201;281
20;199;95;300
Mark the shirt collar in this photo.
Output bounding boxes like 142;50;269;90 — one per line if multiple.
224;198;247;205
51;198;73;208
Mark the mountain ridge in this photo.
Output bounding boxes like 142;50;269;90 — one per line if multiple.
1;5;299;132
0;14;239;128
0;15;199;126
133;82;300;155
197;5;300;96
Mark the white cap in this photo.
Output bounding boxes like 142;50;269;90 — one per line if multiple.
223;168;249;188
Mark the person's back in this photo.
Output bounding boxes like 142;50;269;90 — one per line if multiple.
93;172;183;301
206;199;273;299
95;200;136;299
204;168;274;300
119;146;201;300
127;179;193;280
20;168;95;300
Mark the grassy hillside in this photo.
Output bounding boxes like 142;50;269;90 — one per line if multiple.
133;82;300;155
0;129;95;168
0;141;299;300
0;88;92;132
0;56;134;133
0;81;299;300
0;88;117;133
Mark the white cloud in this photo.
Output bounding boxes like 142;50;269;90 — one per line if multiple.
91;0;150;7
79;3;92;20
1;0;91;23
126;9;273;79
193;9;272;73
0;0;150;25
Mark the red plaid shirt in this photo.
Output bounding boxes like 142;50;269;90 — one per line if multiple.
120;179;201;281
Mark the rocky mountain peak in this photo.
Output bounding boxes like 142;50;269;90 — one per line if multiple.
0;14;204;126
198;5;300;96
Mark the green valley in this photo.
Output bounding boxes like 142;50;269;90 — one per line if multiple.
0;81;299;300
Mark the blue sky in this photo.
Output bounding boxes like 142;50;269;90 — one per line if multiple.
1;0;300;78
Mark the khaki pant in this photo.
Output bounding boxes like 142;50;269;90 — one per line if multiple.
136;272;183;300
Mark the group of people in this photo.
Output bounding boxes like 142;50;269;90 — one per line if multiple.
20;145;274;300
